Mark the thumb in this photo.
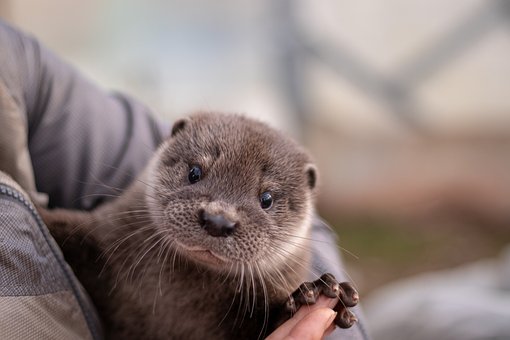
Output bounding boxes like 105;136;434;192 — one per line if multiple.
286;308;337;340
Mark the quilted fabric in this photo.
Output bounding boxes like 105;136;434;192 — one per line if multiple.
0;173;102;340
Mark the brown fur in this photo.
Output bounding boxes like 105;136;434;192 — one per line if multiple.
40;112;318;339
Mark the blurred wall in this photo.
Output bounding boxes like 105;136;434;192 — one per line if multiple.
1;0;293;130
2;0;510;293
3;0;510;135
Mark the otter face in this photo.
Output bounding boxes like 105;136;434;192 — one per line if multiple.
146;113;317;275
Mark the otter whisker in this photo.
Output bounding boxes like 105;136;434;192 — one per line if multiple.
99;224;156;268
134;177;164;197
73;193;122;203
103;209;152;218
233;262;246;329
254;262;269;340
248;263;257;318
133;232;169;289
241;263;251;326
98;225;156;278
270;245;316;278
112;230;165;290
157;238;173;297
273;235;360;290
216;261;239;329
80;213;158;249
279;232;360;261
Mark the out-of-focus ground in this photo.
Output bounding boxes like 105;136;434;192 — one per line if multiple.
2;0;510;336
309;125;510;294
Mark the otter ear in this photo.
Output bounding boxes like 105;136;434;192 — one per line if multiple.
305;164;318;190
171;118;190;137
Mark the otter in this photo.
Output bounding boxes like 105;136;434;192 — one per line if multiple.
39;112;358;339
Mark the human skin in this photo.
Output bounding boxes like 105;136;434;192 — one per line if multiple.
267;296;338;340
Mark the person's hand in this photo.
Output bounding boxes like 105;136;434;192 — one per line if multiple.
266;296;338;340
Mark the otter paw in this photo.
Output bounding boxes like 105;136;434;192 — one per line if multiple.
285;273;359;329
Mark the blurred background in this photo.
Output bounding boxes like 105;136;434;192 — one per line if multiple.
2;0;510;338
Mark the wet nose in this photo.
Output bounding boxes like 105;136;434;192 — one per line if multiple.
199;210;237;237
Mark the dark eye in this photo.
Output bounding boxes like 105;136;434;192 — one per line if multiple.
260;192;273;210
188;165;202;184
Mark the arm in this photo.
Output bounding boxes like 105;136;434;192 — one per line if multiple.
0;19;167;210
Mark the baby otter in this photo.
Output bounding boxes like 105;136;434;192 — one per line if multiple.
40;112;358;339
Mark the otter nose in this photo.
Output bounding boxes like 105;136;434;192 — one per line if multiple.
199;210;236;237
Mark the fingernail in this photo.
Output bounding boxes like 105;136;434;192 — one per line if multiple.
325;311;337;329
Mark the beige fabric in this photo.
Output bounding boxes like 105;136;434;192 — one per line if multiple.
0;169;28;197
0;79;36;193
0;292;92;340
0;169;100;339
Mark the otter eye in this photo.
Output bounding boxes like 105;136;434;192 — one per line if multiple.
260;192;273;210
188;165;202;184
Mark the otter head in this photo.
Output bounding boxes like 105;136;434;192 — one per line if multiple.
146;113;318;278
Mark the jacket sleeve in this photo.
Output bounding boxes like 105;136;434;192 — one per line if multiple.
0;19;168;210
310;217;371;339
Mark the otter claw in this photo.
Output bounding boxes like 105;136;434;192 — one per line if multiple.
284;273;359;329
293;281;319;305
286;295;297;313
334;306;357;328
338;282;359;307
317;273;340;298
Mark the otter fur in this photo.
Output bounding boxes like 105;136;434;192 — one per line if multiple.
39;112;355;339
